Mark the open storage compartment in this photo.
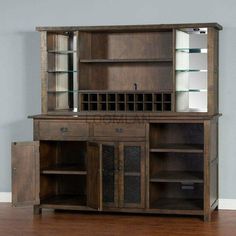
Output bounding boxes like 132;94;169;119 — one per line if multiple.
149;182;203;211
149;123;204;212
39;141;87;207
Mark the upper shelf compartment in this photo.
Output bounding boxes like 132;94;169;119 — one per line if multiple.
175;28;209;113
79;31;173;61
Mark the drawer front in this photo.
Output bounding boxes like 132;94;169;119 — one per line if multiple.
39;121;89;140
93;123;146;137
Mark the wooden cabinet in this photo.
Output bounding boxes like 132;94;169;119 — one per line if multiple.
12;23;222;221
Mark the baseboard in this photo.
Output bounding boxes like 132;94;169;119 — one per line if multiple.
219;199;236;210
0;192;12;202
0;193;235;210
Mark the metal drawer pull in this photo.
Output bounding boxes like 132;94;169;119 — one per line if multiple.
60;127;68;133
115;128;123;133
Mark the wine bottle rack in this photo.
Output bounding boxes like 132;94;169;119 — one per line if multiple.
79;92;172;112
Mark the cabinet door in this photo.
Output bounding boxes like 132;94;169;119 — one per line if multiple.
119;142;145;208
11;141;40;206
87;142;102;210
102;143;119;208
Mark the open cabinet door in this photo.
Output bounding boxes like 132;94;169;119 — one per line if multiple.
11;141;40;206
87;142;102;210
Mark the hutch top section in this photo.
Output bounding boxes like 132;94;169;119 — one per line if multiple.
37;23;222;115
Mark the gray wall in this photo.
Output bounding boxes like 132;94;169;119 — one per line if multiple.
0;0;235;199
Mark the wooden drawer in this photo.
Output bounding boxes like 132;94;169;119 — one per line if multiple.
93;123;146;137
38;121;89;140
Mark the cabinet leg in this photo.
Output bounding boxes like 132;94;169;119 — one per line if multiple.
33;205;42;215
204;213;211;222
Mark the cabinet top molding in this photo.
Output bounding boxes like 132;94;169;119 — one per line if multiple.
36;23;222;32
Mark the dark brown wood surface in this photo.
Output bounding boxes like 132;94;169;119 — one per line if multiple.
0;204;235;236
38;120;89;140
11;142;40;206
87;142;102;210
36;22;223;31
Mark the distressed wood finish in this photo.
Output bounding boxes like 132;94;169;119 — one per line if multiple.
38;120;89;140
40;32;48;114
93;123;146;137
87;142;102;210
11;142;40;206
12;23;222;221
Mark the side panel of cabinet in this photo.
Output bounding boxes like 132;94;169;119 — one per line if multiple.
11;141;40;206
87;142;102;210
119;142;145;208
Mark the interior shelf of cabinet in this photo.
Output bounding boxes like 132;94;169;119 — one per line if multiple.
175;69;207;72
150;144;204;153
80;58;173;63
41;165;87;175
149;171;203;183
150;198;203;211
41;194;87;207
175;48;207;53
47;50;77;54
176;89;207;92
47;70;77;73
47;90;78;93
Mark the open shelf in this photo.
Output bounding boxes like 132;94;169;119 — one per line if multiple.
150;123;204;149
150;144;204;153
175;69;207;72
80;58;173;63
48;50;77;54
41;164;87;175
41;194;86;206
176;48;207;53
47;70;77;73
149;182;203;210
150;171;203;183
150;198;203;211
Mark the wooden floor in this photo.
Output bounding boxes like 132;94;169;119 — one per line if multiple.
0;204;236;236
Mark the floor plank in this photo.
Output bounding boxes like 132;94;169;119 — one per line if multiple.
0;204;236;236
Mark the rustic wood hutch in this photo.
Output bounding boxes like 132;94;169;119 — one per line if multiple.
11;23;222;221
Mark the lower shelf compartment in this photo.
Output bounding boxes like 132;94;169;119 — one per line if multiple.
150;198;203;211
41;194;86;206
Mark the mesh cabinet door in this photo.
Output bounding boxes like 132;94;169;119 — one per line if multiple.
120;142;145;208
102;143;119;208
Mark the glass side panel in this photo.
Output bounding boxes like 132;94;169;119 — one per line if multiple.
102;145;115;203
47;32;78;112
48;50;77;54
175;28;208;112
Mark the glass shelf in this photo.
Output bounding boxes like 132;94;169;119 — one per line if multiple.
48;90;78;93
176;48;207;53
47;70;77;73
176;69;207;72
47;50;77;54
176;89;207;92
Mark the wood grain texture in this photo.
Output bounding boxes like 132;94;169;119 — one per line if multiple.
0;204;235;236
11;142;40;206
40;32;48;114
